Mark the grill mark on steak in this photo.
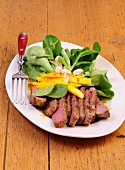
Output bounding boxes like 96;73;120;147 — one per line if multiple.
77;87;85;125
69;95;79;127
83;89;94;126
67;93;72;117
95;98;110;118
52;96;68;128
43;99;58;117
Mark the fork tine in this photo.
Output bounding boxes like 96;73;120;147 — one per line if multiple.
16;78;19;104
12;78;15;102
12;77;28;104
24;78;28;105
20;78;23;104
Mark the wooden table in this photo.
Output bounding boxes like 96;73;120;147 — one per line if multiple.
1;0;125;169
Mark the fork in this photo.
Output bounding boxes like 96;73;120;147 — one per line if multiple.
12;32;28;104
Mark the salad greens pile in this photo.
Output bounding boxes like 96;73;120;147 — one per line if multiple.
23;34;114;98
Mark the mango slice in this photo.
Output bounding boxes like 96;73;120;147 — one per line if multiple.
68;85;84;98
69;75;91;85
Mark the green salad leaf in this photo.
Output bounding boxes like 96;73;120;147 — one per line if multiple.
61;48;71;70
90;42;101;62
23;61;44;80
43;34;62;57
96;89;114;98
57;56;69;69
93;42;101;52
91;74;111;89
91;74;114;98
26;56;54;73
25;46;50;58
47;84;68;98
33;85;55;96
70;50;99;71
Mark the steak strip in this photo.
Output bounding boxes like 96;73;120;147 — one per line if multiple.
95;98;110;118
83;89;94;126
89;87;97;123
67;93;72;117
52;96;68;128
43;99;58;117
69;95;79;127
77;87;85;125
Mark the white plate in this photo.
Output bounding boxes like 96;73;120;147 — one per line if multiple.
5;42;125;138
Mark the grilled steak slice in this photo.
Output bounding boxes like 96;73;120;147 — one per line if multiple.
69;95;79;127
89;87;97;123
95;98;110;118
30;86;47;108
67;93;72;117
52;96;68;128
43;99;58;117
30;95;47;108
77;87;85;125
83;89;93;126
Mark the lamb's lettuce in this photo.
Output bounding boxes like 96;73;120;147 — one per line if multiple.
70;50;99;71
90;42;101;62
25;46;51;58
47;84;68;98
33;85;55;96
61;48;71;70
26;56;54;73
91;72;114;98
23;61;44;80
43;34;62;57
96;89;114;98
57;56;69;70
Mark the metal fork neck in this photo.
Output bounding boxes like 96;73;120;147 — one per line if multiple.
18;55;24;74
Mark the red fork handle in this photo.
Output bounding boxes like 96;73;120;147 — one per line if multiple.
18;32;28;55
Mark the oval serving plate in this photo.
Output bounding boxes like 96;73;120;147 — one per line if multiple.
5;42;125;138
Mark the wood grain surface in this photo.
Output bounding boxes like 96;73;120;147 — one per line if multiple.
0;0;125;170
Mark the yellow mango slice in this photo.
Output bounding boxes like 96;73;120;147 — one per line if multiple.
38;77;62;82
69;83;81;88
69;76;91;85
28;78;67;88
36;72;63;80
76;77;91;85
68;85;84;98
